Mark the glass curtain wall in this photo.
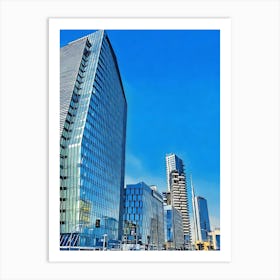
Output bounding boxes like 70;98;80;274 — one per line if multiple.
60;30;127;249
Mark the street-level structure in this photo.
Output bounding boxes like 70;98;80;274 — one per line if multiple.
208;228;220;250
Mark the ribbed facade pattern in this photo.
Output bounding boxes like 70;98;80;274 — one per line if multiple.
170;171;191;240
59;30;127;248
60;37;87;136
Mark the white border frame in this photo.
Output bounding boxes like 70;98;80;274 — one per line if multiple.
49;18;231;262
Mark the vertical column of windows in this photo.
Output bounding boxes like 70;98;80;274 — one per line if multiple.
60;39;92;234
79;32;126;243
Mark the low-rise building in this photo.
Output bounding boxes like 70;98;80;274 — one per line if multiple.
123;182;164;250
164;205;184;250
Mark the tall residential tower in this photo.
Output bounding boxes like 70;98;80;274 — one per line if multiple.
165;153;192;249
165;153;184;192
59;30;127;249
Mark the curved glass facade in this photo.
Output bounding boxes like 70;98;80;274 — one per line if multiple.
60;30;127;249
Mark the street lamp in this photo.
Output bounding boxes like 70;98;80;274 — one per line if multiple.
102;234;107;251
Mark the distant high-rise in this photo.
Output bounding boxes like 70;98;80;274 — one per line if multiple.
165;153;184;192
193;194;211;242
59;30;127;249
169;170;192;249
165;153;192;249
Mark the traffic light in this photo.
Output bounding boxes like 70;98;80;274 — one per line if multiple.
95;219;100;228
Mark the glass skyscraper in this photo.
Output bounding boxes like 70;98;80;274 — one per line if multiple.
195;196;211;242
59;30;127;249
165;153;184;192
123;182;164;250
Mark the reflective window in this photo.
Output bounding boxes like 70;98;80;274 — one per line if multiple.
60;31;127;248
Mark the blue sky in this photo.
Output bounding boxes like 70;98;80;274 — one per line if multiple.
60;29;220;229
